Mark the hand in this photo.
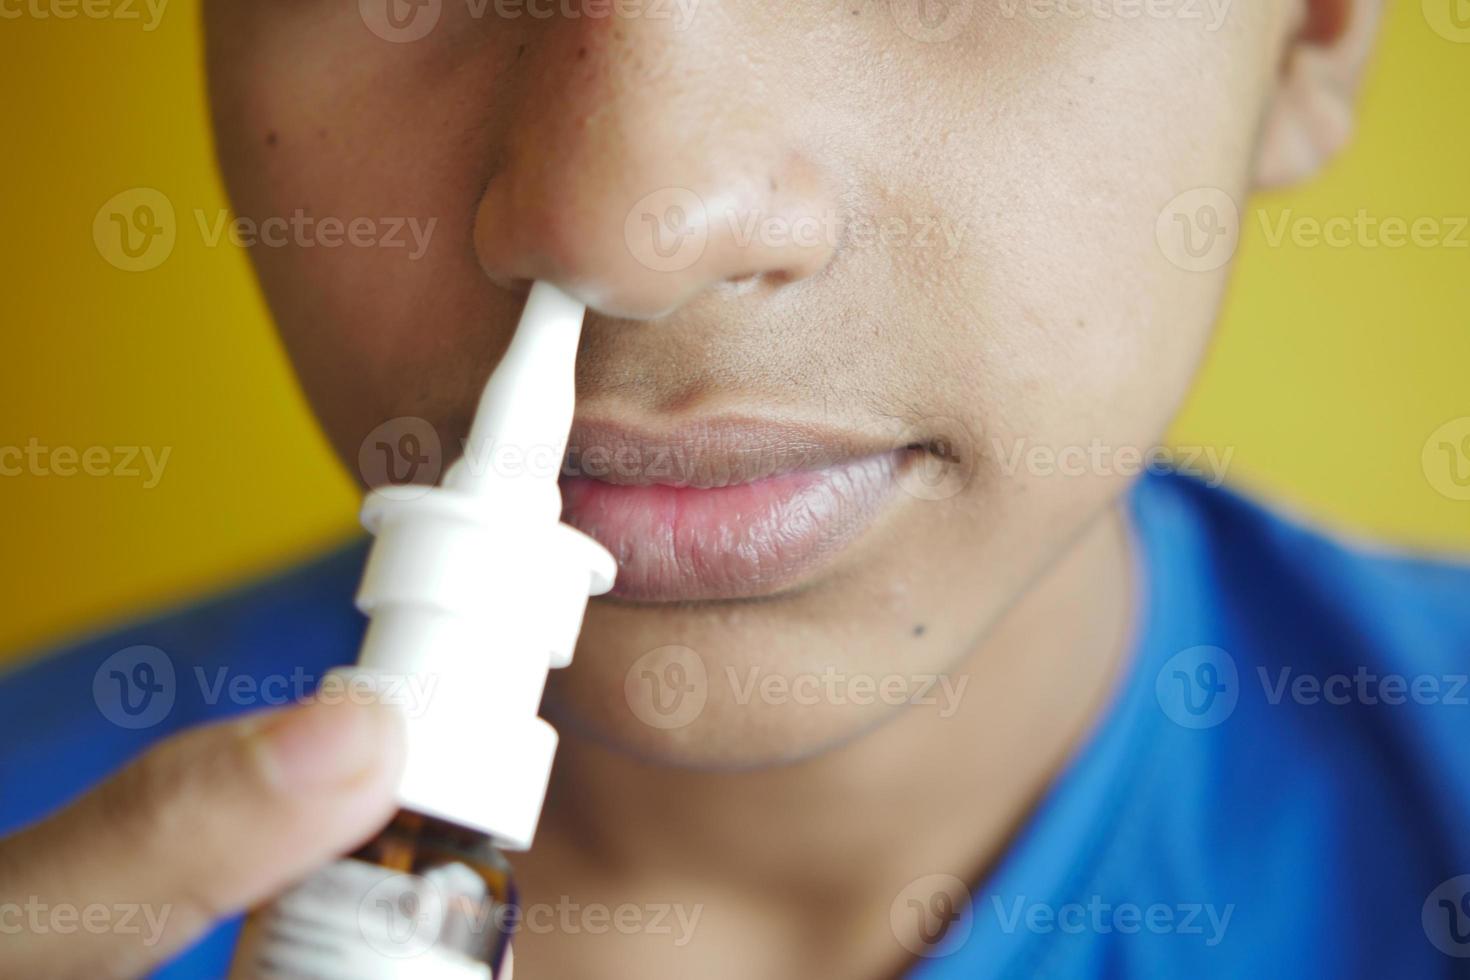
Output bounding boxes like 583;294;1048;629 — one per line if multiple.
0;698;405;979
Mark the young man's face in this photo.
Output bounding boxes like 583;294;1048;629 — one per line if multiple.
205;4;1301;766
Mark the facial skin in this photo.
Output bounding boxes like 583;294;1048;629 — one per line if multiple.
201;3;1382;974
203;2;1376;774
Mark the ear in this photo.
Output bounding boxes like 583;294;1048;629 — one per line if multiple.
1253;0;1384;189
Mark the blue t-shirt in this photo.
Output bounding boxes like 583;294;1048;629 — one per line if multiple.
3;472;1469;978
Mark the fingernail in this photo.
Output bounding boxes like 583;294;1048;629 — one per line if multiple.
252;698;401;793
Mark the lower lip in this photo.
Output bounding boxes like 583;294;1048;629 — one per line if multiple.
559;452;909;602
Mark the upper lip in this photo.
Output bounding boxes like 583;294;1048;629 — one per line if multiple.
563;417;904;489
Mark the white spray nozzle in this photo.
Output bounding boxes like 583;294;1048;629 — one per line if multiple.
343;281;615;850
448;282;587;506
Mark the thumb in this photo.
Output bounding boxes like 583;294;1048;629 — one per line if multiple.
0;697;405;979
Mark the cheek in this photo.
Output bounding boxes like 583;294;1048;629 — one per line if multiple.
908;15;1277;542
206;1;527;468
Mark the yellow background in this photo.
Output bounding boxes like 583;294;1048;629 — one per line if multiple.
2;2;1467;662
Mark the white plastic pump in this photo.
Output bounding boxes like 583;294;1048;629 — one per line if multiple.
335;282;615;851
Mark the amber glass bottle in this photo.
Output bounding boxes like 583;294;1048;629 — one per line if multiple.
229;808;517;979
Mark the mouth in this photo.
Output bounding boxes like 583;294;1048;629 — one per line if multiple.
558;418;919;602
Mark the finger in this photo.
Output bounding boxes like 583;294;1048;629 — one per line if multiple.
0;697;405;979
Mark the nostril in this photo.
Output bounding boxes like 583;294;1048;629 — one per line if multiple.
715;273;767;301
502;277;536;299
759;267;809;287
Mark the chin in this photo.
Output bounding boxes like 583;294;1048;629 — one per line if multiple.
545;618;929;771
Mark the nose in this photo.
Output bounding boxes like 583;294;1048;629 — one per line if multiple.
472;19;837;320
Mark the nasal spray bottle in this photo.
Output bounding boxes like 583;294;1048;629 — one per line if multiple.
229;282;615;979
